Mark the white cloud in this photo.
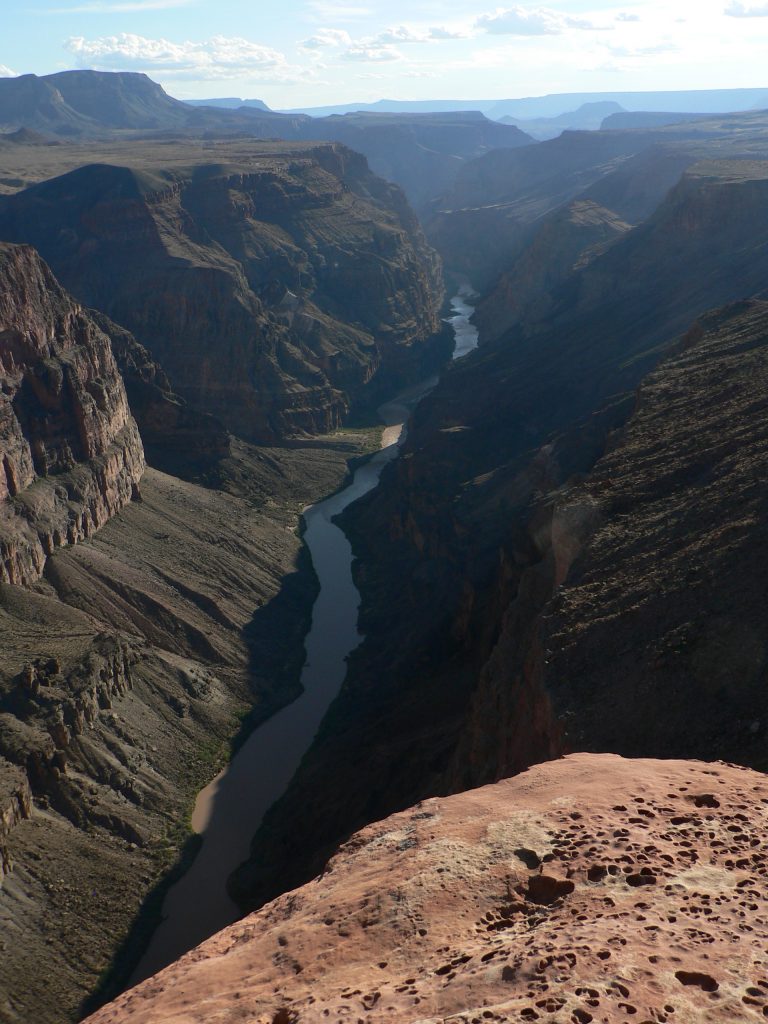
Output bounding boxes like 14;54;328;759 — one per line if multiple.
476;6;561;35
340;44;402;61
724;1;768;14
616;12;641;21
376;25;430;44
374;24;472;44
302;28;353;49
476;5;606;36
65;33;303;81
0;64;18;77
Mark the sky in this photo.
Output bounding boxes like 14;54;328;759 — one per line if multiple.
1;0;768;109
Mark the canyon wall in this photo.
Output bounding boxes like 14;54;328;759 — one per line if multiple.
0;242;144;586
0;141;448;441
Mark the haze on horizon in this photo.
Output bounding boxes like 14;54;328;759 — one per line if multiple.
1;0;768;109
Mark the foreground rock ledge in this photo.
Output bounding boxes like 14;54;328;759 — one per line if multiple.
86;754;768;1024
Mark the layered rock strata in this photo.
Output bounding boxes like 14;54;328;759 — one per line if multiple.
0;242;144;585
0;141;447;441
86;755;768;1024
427;109;768;289
0;434;373;1024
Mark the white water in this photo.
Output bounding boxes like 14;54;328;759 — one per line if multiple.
132;291;478;983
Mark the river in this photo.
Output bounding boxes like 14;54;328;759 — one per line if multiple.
132;287;478;983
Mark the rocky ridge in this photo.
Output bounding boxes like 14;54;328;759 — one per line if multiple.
296;111;532;213
0;71;308;139
85;754;768;1024
0;242;144;586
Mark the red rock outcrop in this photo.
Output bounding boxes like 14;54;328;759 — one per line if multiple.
0;243;144;585
85;754;768;1024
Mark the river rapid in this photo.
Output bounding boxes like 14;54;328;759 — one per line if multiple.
132;287;479;983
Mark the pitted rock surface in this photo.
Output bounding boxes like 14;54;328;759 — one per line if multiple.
85;754;768;1024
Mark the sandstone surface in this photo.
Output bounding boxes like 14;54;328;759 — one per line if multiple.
86;754;768;1024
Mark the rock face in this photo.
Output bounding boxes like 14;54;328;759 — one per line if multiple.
85;754;768;1024
0;242;144;585
536;299;768;765
0;437;374;1024
0;141;447;441
426;109;768;289
427;127;681;288
472;198;631;344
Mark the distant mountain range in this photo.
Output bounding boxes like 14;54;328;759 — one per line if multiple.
281;87;768;121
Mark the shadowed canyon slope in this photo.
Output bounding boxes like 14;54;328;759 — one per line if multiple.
427;110;768;289
295;111;533;213
0;139;447;440
229;157;768;915
86;755;768;1024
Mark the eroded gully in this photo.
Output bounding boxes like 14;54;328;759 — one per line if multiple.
132;286;479;983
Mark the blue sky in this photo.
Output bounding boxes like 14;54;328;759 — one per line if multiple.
2;0;768;108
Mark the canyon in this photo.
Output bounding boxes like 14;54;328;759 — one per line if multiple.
1;69;768;1024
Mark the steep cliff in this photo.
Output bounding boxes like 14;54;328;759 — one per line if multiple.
0;140;447;441
427;128;684;287
229;158;768;914
0;242;144;586
88;755;768;1024
472;198;631;344
91;311;231;479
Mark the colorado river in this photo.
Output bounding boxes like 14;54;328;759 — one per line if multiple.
132;288;478;983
